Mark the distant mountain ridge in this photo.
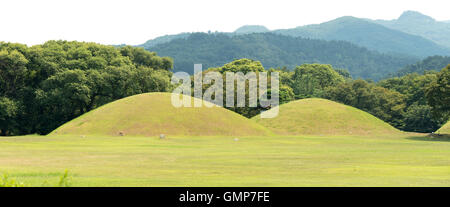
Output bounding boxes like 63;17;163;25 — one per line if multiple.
374;11;450;48
147;32;418;81
137;11;450;80
234;25;270;34
140;11;450;59
394;55;450;76
140;33;191;48
273;16;450;57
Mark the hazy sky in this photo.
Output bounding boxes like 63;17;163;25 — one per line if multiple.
2;0;449;45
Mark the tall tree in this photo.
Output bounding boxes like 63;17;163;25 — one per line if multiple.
291;64;344;99
0;97;18;136
324;79;406;129
426;65;450;122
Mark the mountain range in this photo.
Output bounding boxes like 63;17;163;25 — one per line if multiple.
139;11;450;79
147;32;417;81
273;15;450;57
373;11;450;48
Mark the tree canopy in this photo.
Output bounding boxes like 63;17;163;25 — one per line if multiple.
290;64;345;99
0;41;173;135
425;65;450;122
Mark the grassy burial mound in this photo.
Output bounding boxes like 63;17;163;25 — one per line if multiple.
51;93;272;137
252;98;402;136
436;121;450;135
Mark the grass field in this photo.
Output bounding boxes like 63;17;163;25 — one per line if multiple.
1;134;450;186
253;98;402;136
437;121;450;135
52;93;272;137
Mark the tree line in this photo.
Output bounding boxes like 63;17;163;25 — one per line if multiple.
201;59;449;133
0;41;173;136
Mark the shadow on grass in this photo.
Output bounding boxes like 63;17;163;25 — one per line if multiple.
406;134;450;142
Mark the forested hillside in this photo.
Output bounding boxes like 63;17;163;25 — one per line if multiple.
394;56;450;76
274;16;450;57
140;12;450;60
140;33;191;48
374;11;450;48
147;32;418;80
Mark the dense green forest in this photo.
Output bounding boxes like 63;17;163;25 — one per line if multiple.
0;41;173;136
394;55;450;76
146;32;418;81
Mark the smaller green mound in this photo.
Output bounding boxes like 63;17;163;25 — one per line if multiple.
252;98;402;136
436;121;450;135
51;93;272;137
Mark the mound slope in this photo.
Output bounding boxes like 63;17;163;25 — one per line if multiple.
252;98;402;136
51;93;272;137
436;122;450;134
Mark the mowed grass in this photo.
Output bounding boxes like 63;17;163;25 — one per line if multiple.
52;93;272;137
437;121;450;135
253;98;403;136
1;134;450;186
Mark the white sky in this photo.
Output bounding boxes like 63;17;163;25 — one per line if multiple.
1;0;449;46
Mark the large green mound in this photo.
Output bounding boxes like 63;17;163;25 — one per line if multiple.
51;93;272;137
436;121;450;134
252;98;402;136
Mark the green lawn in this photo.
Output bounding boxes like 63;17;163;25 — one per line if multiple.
1;134;450;186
